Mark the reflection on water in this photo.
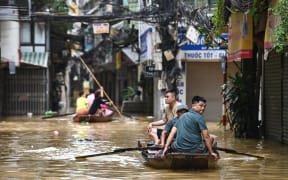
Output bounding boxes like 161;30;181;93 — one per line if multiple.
1;115;288;179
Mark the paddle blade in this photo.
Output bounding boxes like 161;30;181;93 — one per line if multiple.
217;147;264;159
75;147;160;160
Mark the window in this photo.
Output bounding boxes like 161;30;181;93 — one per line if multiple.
21;22;46;45
20;21;46;52
34;22;45;44
20;22;31;43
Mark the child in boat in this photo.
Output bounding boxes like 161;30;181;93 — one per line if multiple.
154;105;188;157
100;103;114;117
158;104;189;148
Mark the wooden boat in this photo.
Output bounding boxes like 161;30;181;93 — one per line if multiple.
73;112;114;123
141;149;218;169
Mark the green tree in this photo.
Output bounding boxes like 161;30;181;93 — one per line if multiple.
272;0;288;55
31;0;67;14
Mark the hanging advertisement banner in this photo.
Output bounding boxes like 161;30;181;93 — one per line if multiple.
93;23;110;34
139;22;160;62
264;0;281;49
139;27;153;61
228;12;253;61
186;25;200;44
115;51;122;69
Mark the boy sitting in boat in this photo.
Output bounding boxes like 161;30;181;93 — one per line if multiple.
158;104;189;148
162;96;218;160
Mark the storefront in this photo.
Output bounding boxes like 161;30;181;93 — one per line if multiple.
177;34;240;121
262;0;288;144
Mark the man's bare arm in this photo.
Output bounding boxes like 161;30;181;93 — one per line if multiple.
162;127;177;157
147;115;168;129
202;129;218;159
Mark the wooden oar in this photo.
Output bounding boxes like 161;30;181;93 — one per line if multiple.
75;147;160;160
217;147;264;159
78;56;124;119
42;112;75;119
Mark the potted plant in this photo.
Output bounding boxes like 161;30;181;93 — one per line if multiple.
223;72;260;138
121;86;136;101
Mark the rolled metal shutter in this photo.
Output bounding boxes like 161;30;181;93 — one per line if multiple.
264;50;282;142
283;54;288;144
0;70;3;116
3;67;48;116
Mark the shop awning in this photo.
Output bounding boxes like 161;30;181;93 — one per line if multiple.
122;47;139;64
21;52;49;68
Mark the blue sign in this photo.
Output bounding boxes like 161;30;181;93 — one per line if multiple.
178;33;228;60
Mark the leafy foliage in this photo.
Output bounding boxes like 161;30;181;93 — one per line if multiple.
31;0;67;14
223;72;259;138
51;0;67;14
212;0;225;36
121;86;136;101
272;0;288;54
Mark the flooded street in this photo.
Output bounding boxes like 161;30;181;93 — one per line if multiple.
1;115;288;179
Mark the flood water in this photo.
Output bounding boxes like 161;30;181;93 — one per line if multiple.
0;114;288;179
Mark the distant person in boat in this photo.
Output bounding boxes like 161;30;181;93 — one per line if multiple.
162;96;218;160
76;91;89;115
158;104;189;148
147;89;181;146
89;86;113;117
87;88;95;110
89;86;105;116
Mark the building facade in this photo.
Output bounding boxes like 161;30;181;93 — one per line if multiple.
0;1;49;116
